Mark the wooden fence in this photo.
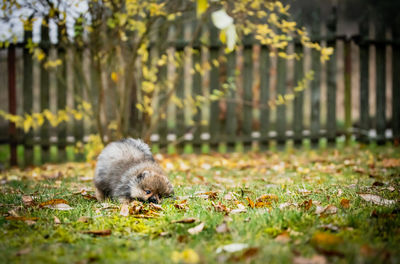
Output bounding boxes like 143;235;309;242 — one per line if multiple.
0;8;399;167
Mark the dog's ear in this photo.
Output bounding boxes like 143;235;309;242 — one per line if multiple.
137;170;150;181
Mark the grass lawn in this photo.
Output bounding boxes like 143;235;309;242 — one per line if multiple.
0;145;399;263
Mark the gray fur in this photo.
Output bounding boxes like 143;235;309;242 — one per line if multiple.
94;138;173;203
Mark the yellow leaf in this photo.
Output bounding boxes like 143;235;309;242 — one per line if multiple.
172;249;199;264
196;0;208;18
111;72;119;83
219;30;226;44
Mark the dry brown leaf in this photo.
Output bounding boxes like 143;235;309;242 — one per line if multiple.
301;200;313;210
229;247;259;262
216;222;229;233
359;193;396;206
149;203;163;211
211;201;230;213
246;197;255;208
340;199;350;209
188;222;204;235
22;195;35;207
39;199;69;208
172;218;197;224
120;204;130;217
82;230;112;236
77;216;90;223
5;216;39;221
382;158;400;168
197;191;219;199
174;200;188;210
274;231;290;243
293;255;327;264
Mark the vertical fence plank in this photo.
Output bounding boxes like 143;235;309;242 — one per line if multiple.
73;23;85;160
344;40;352;144
276;55;286;145
57;25;67;162
326;8;337;145
40;22;50;163
8;45;17;166
242;38;253;150
359;15;370;143
23;29;34;166
310;14;321;146
192;47;203;153
293;44;304;145
225;51;237;152
209;24;220;151
259;47;270;149
393;21;400;143
175;25;185;153
375;18;386;144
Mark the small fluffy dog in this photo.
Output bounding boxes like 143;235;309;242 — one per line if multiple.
94;138;173;203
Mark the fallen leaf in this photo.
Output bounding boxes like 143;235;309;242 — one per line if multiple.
216;243;248;253
196;191;219;199
149;203;163;211
172;218;197;224
319;224;339;232
315;205;338;216
301;200;313;210
211;201;230;213
229;247;259;262
77;216;90;223
82;229;112;236
188;222;204;235
382;158;400;168
22;195;35;207
54;216;61;224
5;216;39;221
358;193;396;206
274;231;290;243
311;232;342;247
223;192;236;200
39;199;73;211
216;222;230;233
174;200;188;210
340;199;350;209
293;255;327;264
171;249;199;264
279;202;297;210
15;248;31;256
120;204;130;217
298;188;312;195
246;197;255;208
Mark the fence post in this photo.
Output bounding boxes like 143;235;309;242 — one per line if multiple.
310;11;321;146
209;23;221;151
40;19;50;163
259;46;270;149
392;19;400;144
375;17;386;144
293;43;304;146
8;45;17;166
344;39;352;145
326;7;337;145
23;27;34;166
57;24;67;162
359;14;370;143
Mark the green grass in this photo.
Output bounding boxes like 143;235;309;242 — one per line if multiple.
0;145;399;263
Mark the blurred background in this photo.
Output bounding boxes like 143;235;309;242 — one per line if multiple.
0;0;399;167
